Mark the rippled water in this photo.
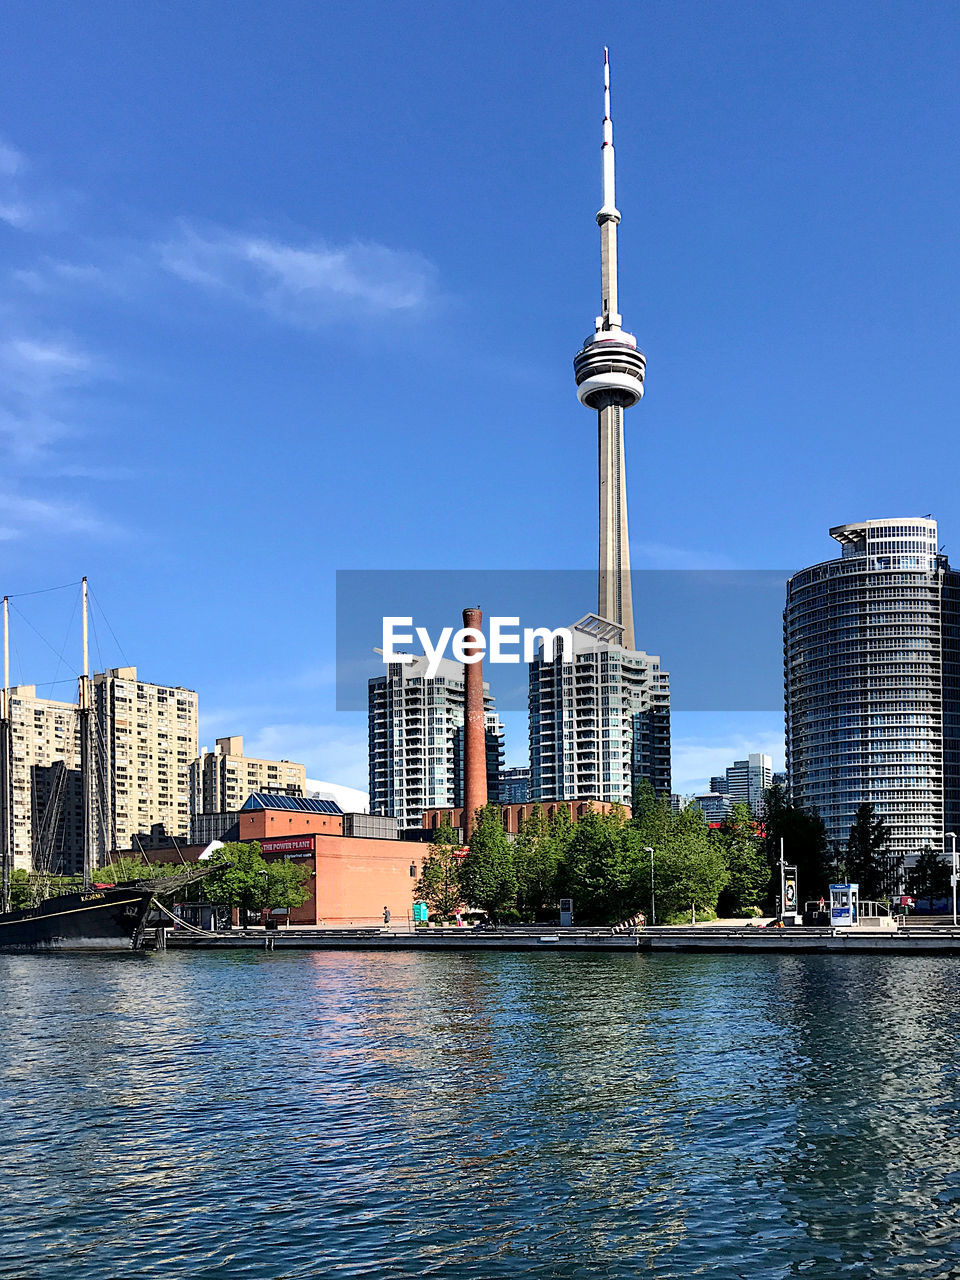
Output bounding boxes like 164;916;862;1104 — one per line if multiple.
1;950;959;1278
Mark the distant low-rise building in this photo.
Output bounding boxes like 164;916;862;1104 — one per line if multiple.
190;811;241;846
422;797;629;840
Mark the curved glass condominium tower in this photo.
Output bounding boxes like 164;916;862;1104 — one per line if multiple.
785;518;960;859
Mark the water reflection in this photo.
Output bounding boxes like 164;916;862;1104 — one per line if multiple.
0;950;959;1278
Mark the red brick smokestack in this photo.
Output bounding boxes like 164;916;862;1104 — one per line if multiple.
462;606;487;837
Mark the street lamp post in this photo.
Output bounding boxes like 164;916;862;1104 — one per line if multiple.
644;847;655;926
947;832;957;927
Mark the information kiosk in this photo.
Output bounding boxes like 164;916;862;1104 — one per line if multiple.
830;883;859;927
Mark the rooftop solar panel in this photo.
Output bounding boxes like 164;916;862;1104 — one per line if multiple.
240;792;343;815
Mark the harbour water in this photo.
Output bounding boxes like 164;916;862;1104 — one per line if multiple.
1;949;959;1279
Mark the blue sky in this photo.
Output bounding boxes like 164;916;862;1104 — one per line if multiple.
2;0;959;795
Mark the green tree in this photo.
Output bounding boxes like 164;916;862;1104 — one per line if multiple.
762;784;831;906
513;804;565;920
264;858;312;912
94;857;192;885
906;847;951;911
559;806;636;924
201;841;271;918
828;841;847;884
459;804;517;921
716;803;768;917
650;804;729;923
845;803;891;900
631;780;671;850
9;867;34;910
415;820;463;919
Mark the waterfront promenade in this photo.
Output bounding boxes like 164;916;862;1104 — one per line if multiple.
160;922;960;954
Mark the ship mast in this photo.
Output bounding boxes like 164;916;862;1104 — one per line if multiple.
79;577;96;890
1;597;12;913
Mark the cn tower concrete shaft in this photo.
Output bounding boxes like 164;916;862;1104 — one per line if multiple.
598;402;635;649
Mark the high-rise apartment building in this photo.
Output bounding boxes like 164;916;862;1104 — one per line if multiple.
528;617;670;806
368;655;501;830
191;736;305;815
5;667;199;869
94;666;198;851
785;518;960;859
5;686;83;874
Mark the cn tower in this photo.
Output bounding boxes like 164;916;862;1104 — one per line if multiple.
573;49;645;651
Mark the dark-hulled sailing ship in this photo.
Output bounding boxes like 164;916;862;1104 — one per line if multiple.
0;866;212;951
0;579;211;951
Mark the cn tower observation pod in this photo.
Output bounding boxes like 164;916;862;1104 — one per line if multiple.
573;330;646;409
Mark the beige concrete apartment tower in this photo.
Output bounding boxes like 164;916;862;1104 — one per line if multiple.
573;49;646;651
94;666;198;849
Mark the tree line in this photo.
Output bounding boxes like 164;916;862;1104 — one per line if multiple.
417;785;765;925
415;783;954;925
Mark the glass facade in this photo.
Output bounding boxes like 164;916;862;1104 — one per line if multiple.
784;518;960;858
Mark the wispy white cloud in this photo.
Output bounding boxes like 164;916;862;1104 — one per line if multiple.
0;492;118;541
157;222;438;324
0;137;67;231
13;258;110;293
0;333;104;469
632;541;740;570
0;142;22;176
0;139;29;228
4;337;94;377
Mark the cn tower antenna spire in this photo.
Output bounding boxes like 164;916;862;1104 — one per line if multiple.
597;46;622;331
573;48;646;650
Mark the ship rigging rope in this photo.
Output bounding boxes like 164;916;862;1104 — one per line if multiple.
9;600;81;679
87;585;131;671
4;580;83;599
150;896;220;936
49;587;81;697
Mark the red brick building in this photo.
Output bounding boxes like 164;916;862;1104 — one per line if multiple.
127;795;419;927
